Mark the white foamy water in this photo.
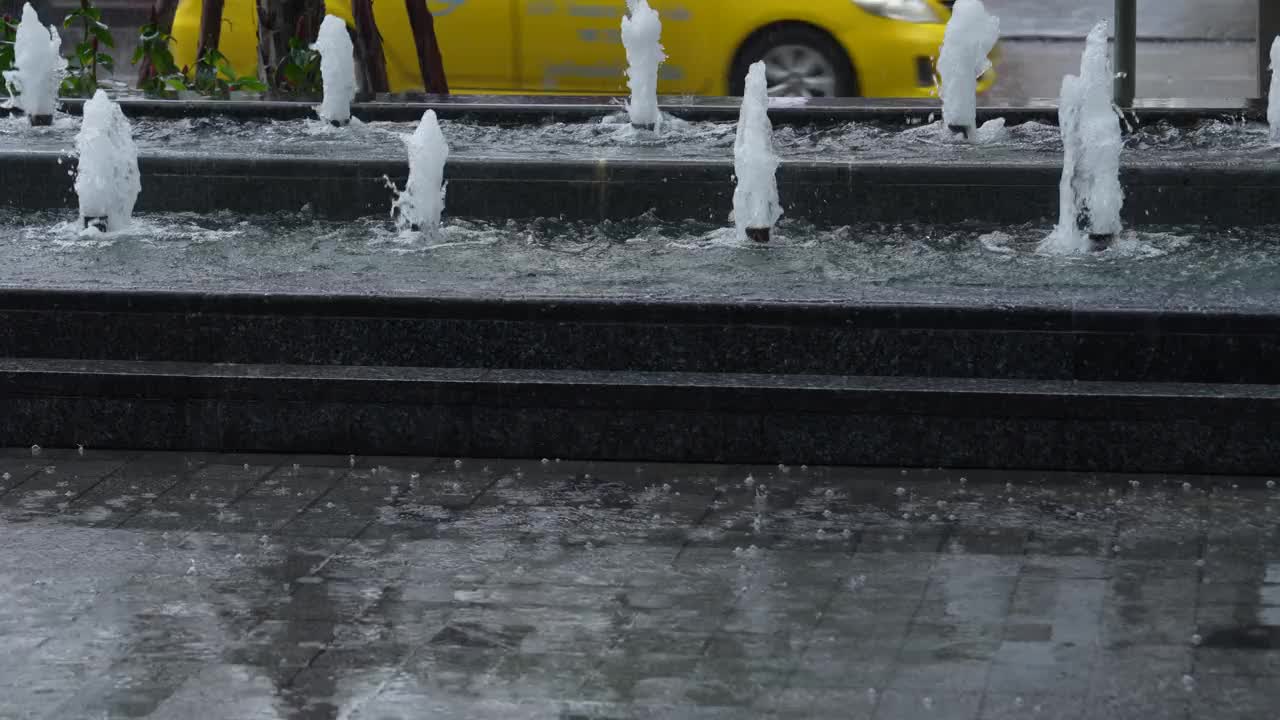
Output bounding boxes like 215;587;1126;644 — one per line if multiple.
1269;36;1280;143
74;90;140;232
621;0;664;129
2;3;66;119
1042;22;1122;254
391;109;449;234
313;15;356;125
732;61;781;240
937;0;1000;141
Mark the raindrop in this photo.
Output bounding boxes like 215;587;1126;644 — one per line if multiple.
842;528;852;538
1194;559;1205;567
454;459;463;468
541;458;550;465
895;487;907;497
744;474;755;487
824;488;835;499
929;514;939;522
1191;633;1202;645
1005;482;1013;492
902;513;910;520
1268;480;1276;489
1182;674;1195;691
959;476;967;484
76;444;84;456
801;465;808;471
30;445;41;457
243;463;249;470
1182;482;1193;491
922;696;933;710
293;463;300;470
1;473;8;481
936;500;947;508
349;454;356;467
779;463;789;473
410;472;420;480
823;509;833;519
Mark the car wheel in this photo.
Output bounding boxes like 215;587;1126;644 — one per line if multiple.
730;25;858;98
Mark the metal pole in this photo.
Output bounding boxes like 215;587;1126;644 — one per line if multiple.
1260;0;1280;97
1113;0;1137;107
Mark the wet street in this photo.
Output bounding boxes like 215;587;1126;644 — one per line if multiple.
0;449;1275;718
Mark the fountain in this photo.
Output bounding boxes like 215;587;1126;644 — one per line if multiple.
2;3;66;127
621;0;664;131
313;15;356;127
937;0;1000;141
1041;22;1122;254
74;90;140;232
391;109;449;234
732;62;781;244
1269;36;1280;143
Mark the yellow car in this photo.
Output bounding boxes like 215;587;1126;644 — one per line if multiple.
171;0;989;98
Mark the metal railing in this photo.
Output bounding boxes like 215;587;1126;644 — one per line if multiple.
1113;0;1280;106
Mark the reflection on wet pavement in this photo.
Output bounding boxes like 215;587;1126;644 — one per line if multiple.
0;448;1277;719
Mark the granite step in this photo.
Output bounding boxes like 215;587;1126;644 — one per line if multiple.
1;357;1276;473
7;150;1280;225
0;288;1277;384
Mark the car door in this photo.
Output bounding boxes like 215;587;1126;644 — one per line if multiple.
517;0;702;94
415;0;519;91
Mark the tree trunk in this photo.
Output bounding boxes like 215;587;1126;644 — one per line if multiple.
257;0;324;90
135;0;180;86
196;0;225;61
350;0;388;93
404;0;448;94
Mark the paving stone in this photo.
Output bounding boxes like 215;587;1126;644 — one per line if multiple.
0;451;1276;718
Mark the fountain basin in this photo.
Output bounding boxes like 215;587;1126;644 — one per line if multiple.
2;98;1279;473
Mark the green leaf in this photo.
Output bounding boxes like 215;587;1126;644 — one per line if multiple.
130;45;143;64
91;24;113;48
164;76;188;91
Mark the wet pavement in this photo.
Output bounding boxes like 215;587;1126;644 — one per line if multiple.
0;448;1278;719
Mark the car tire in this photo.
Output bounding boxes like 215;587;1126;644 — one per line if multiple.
729;24;859;98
